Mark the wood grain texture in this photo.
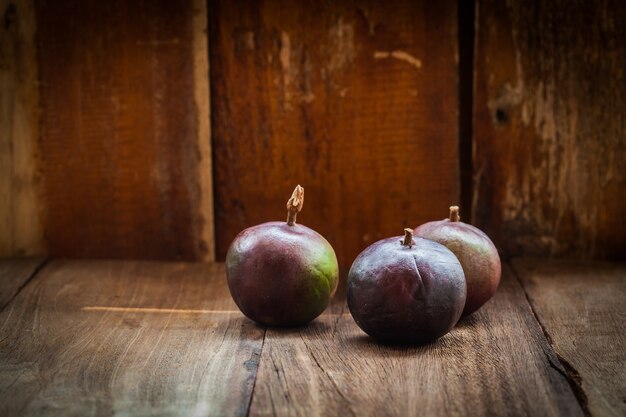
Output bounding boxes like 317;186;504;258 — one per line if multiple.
192;0;215;262
514;258;626;417
0;0;43;257
248;264;584;416
473;0;626;260
36;0;214;261
0;260;263;416
209;0;460;264
0;258;44;310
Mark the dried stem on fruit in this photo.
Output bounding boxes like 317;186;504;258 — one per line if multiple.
449;206;460;222
286;185;304;226
401;228;414;247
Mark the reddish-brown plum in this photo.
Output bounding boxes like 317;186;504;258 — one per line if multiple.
414;206;501;316
347;229;466;344
226;185;339;326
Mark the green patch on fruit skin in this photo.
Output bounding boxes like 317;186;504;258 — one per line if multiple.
312;246;339;292
302;245;339;316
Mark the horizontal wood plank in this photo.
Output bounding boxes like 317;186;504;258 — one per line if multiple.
0;261;264;416
249;265;584;416
514;258;626;417
4;260;618;416
0;258;44;310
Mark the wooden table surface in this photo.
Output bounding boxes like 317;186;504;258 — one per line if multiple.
0;258;623;417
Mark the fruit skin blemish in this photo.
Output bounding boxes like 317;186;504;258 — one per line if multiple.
347;228;466;344
414;206;501;316
226;185;339;327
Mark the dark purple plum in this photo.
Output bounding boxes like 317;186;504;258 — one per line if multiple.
347;229;466;344
226;185;339;326
414;206;501;316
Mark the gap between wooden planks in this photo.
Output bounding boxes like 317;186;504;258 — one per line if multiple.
1;258;620;416
512;259;626;417
0;258;46;311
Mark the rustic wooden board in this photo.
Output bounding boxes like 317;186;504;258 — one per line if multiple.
0;0;43;257
191;0;215;263
35;0;214;261
0;261;264;416
473;0;626;260
0;258;44;311
248;264;584;416
514;258;626;417
209;0;460;264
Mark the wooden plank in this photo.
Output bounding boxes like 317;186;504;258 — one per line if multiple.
249;264;584;416
36;0;214;261
209;0;460;265
0;0;43;257
0;260;264;416
514;258;626;417
473;0;626;261
192;0;215;262
0;258;44;310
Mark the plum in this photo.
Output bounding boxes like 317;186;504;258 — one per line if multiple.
347;229;466;344
414;206;501;316
226;185;339;326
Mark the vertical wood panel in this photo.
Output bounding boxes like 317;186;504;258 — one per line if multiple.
0;0;42;257
192;0;215;262
473;0;626;260
210;0;460;264
36;0;214;261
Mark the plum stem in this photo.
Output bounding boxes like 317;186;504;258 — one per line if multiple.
449;205;460;222
401;228;414;247
286;185;304;226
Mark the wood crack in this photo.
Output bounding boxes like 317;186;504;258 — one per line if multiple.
245;326;267;417
330;303;345;338
302;339;356;417
510;262;591;417
0;259;49;313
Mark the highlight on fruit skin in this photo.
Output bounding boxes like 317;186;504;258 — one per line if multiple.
226;185;339;327
347;228;466;344
414;206;501;316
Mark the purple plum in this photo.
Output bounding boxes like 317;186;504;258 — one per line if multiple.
414;206;501;316
226;185;339;326
347;229;466;344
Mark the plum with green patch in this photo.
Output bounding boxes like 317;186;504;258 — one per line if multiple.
226;185;339;326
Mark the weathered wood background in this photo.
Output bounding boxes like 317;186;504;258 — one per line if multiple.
36;0;214;261
209;0;460;263
473;0;626;260
1;0;214;261
0;0;41;257
1;0;624;262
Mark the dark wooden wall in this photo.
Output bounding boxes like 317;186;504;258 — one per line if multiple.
473;0;626;260
1;0;214;261
209;0;460;264
1;0;624;262
0;0;41;256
